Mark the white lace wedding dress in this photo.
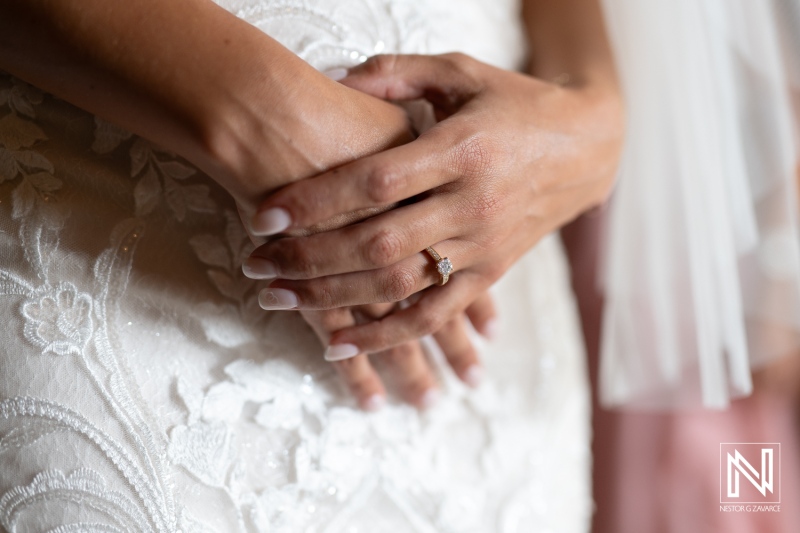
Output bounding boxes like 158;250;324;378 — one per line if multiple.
0;1;592;532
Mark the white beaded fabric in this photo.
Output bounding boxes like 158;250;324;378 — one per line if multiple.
0;1;591;532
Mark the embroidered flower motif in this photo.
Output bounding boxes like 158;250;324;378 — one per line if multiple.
167;421;235;488
0;76;59;218
0;77;44;119
190;210;256;305
22;283;94;356
124;138;216;220
91;116;133;154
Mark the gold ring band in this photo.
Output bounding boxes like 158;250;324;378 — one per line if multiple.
425;246;453;285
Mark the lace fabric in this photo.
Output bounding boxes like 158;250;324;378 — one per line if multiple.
0;1;591;532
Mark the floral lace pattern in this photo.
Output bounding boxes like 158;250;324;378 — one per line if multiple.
21;282;94;357
0;1;590;532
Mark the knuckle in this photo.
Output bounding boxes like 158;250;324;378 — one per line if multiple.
440;52;469;71
364;54;397;76
380;267;417;302
364;228;404;267
453;134;495;180
366;164;406;205
468;189;502;222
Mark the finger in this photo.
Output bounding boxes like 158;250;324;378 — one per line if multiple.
330;354;387;411
339;53;481;105
464;291;498;339
326;271;483;353
249;125;462;235
374;340;440;409
359;302;395;319
301;308;386;411
245;194;464;280
432;315;483;388
257;240;472;310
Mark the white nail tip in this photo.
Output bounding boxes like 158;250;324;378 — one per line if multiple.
464;365;484;388
324;68;349;81
420;389;441;410
242;258;278;279
251;208;291;236
324;343;360;361
482;319;500;340
258;288;298;310
363;394;386;412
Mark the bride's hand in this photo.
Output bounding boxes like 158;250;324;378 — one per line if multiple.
243;53;623;355
301;292;496;410
0;0;488;409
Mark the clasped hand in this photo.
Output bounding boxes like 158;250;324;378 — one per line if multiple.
244;53;622;374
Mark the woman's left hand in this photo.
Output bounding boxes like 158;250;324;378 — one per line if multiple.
244;53;623;354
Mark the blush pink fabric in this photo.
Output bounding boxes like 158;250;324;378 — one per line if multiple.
564;213;800;533
608;393;800;533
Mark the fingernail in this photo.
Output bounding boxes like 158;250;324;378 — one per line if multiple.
420;389;441;410
363;394;386;412
481;318;500;340
251;208;291;236
463;365;484;388
242;257;278;279
324;343;360;361
258;288;298;310
324;68;349;81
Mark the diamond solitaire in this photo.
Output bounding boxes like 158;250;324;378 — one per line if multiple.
424;247;453;285
437;258;453;277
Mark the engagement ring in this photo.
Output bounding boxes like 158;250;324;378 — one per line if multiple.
425;246;453;285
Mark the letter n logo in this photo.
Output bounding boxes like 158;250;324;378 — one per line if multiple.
720;443;780;504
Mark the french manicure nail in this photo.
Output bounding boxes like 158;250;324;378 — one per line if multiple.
242;257;278;279
482;318;500;340
420;388;441;410
258;288;298;310
324;343;360;361
463;365;484;388
324;68;349;81
363;394;386;412
251;208;291;236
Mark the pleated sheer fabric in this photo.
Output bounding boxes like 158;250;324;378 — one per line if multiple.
600;0;800;409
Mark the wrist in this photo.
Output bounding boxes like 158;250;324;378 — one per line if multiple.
194;56;327;199
201;69;413;211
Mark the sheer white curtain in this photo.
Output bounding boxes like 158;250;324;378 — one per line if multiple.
599;0;800;409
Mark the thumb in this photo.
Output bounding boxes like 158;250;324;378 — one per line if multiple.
339;53;479;104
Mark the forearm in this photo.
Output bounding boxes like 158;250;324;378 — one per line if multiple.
1;1;297;171
0;0;410;208
522;0;618;94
